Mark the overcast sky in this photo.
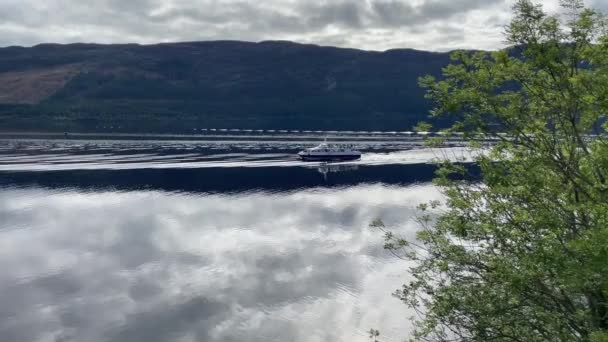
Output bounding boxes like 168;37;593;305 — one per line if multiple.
0;0;606;51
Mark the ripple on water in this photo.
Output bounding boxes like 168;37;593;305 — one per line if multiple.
0;138;478;172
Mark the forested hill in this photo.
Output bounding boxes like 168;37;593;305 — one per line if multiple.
0;40;456;132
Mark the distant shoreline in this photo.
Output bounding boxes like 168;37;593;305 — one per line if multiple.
0;130;444;142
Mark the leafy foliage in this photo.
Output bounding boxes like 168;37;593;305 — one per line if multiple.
382;1;608;341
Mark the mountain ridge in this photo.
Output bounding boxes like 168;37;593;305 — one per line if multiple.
0;40;458;132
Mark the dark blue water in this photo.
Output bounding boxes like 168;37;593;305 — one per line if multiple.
0;138;471;342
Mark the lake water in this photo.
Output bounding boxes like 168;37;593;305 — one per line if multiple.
0;136;468;342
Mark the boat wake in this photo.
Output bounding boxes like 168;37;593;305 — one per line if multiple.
0;144;481;172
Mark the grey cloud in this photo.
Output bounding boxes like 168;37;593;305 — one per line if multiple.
303;1;365;29
370;0;416;27
367;0;506;28
0;0;514;50
417;0;503;21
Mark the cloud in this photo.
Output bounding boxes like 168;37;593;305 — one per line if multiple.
0;0;521;51
0;1;596;52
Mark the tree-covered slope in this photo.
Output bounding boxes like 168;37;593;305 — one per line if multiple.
0;41;454;132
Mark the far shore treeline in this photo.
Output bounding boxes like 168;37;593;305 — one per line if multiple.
0;41;458;133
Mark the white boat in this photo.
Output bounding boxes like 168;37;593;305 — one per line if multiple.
298;141;361;161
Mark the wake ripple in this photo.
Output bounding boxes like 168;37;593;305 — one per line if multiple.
0;139;480;171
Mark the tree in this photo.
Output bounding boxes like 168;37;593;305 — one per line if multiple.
381;0;608;340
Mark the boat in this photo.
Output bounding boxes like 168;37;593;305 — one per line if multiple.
298;141;361;161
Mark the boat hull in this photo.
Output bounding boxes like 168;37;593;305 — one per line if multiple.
299;154;361;162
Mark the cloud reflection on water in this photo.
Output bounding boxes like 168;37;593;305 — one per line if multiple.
0;184;442;342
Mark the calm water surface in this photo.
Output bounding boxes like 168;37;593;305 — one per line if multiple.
0;137;462;342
